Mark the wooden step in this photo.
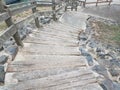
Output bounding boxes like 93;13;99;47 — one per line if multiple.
28;31;78;41
63;83;103;90
5;67;86;83
24;39;78;47
7;55;86;72
3;70;99;90
46;24;80;34
24;36;79;45
31;30;78;40
19;43;80;55
49;21;80;30
42;26;80;35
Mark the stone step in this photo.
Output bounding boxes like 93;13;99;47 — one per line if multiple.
18;43;80;55
7;55;86;72
2;70;98;90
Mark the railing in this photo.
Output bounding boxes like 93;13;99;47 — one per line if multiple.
0;0;64;49
79;0;112;7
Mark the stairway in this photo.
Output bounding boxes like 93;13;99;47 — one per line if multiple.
1;21;103;90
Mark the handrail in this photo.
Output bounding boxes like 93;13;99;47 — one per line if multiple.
0;0;64;48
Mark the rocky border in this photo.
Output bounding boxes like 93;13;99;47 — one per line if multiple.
0;19;37;85
79;16;120;90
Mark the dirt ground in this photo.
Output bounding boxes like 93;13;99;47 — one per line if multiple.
89;19;120;47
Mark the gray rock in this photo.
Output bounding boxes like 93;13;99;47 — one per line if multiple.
26;26;32;34
92;65;109;78
0;55;8;64
101;79;114;90
109;68;119;77
101;79;120;90
0;66;5;83
110;59;120;68
96;48;102;52
40;17;51;24
20;34;26;40
3;38;15;49
88;41;97;48
18;25;33;40
98;59;120;76
97;53;106;59
86;54;93;66
113;82;120;90
79;48;89;56
108;59;120;76
79;34;88;41
79;48;93;66
107;52;116;59
5;45;18;60
97;59;111;68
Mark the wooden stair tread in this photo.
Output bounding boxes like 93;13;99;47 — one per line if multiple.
5;67;86;83
24;36;79;45
3;70;98;90
18;43;80;55
7;55;86;72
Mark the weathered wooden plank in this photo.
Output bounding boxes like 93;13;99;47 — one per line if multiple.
5;16;23;47
42;26;80;35
0;25;16;48
24;37;78;47
0;0;5;12
0;12;10;22
32;5;40;28
30;31;78;40
10;4;36;16
5;67;86;83
55;6;64;12
34;27;78;37
31;29;78;39
64;83;103;90
17;43;80;55
4;70;96;90
7;55;86;72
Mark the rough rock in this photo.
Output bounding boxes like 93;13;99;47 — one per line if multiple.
40;16;51;24
92;65;109;78
101;79;120;90
3;38;15;49
79;48;93;66
5;45;18;60
0;55;8;64
0;66;5;83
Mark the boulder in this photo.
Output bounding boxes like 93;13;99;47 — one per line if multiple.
3;38;15;49
0;55;8;64
101;79;120;90
92;65;109;78
5;45;18;60
0;66;5;83
79;48;93;66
